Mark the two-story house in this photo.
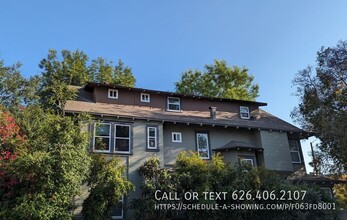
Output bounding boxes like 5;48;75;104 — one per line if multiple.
65;82;311;219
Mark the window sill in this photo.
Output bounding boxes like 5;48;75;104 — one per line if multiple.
146;149;160;152
92;151;133;155
93;150;111;153
166;109;183;113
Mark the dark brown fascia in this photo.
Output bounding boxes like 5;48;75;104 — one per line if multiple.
83;82;268;107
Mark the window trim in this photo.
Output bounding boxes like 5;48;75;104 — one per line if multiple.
114;124;131;154
140;93;150;103
240;106;250;119
321;187;333;199
240;157;255;167
289;140;301;163
172;132;182;143
147;126;158;150
167;96;181;112
111;196;124;219
108;89;119;99
93;123;111;153
195;132;211;159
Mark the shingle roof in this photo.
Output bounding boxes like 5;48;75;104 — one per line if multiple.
65;85;311;137
213;141;263;152
65;104;309;137
290;174;346;185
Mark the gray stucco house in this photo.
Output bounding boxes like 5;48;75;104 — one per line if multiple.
65;82;311;219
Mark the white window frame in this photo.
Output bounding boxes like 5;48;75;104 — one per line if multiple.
147;126;158;150
289;140;301;163
167;97;181;111
240;106;250;119
140;93;150;103
321;187;333;199
196;132;210;159
114;124;131;154
241;158;255;166
111;196;124;219
93;123;111;153
108;89;118;99
172;132;182;143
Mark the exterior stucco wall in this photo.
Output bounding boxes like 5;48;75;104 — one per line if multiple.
260;130;293;171
128;120;164;199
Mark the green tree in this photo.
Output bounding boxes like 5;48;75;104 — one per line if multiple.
90;58;136;87
0;60;39;110
292;40;347;172
0;105;91;219
37;50;79;112
0;54;137;219
175;60;259;101
130;156;176;220
37;50;136;111
334;175;347;208
82;155;134;220
132;152;337;220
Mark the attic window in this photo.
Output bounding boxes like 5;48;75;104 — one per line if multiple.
240;106;250;119
167;97;181;111
108;89;118;99
141;93;150;102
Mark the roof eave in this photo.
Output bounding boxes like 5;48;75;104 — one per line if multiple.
65;109;311;137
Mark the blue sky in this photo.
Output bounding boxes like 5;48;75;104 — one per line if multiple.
1;0;347;172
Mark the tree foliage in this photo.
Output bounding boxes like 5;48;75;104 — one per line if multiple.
82;155;134;220
292;40;347;172
91;58;136;86
334;175;347;208
37;49;136;112
0;60;38;110
175;60;259;101
133;151;337;220
130;156;176;220
0;106;91;219
0;52;137;219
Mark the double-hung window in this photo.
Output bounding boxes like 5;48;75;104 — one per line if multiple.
167;97;181;111
93;122;131;154
114;124;131;153
147;126;158;150
93;123;111;152
289;140;301;163
240;106;250;119
196;132;210;159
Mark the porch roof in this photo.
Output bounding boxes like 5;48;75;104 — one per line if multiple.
212;141;263;152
